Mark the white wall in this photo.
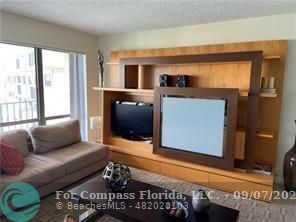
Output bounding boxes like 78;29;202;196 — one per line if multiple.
98;13;296;183
0;11;100;140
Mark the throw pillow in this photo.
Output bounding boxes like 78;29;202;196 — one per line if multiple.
0;139;25;175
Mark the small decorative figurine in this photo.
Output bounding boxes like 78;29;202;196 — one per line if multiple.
192;189;211;213
98;50;104;87
102;162;131;192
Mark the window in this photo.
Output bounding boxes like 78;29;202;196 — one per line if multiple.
44;74;52;86
42;50;70;118
46;117;70;125
16;58;20;69
0;44;37;127
0;43;87;137
17;85;21;95
28;52;34;66
30;87;36;99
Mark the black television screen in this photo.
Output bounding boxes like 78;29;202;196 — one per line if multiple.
111;101;153;139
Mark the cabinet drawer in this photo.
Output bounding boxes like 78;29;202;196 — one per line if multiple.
160;163;209;185
208;173;272;201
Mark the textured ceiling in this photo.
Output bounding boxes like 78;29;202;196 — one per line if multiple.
1;0;296;36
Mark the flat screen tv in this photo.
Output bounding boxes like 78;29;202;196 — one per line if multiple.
153;87;238;170
111;101;153;140
161;96;226;158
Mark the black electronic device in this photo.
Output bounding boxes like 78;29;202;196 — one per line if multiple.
159;74;171;87
111;101;153;141
176;75;188;87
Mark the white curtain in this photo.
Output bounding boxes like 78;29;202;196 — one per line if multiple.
69;54;87;140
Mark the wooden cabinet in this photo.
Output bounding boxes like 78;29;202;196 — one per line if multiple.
160;163;209;185
97;40;287;202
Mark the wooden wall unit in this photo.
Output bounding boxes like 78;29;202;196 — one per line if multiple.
95;40;287;202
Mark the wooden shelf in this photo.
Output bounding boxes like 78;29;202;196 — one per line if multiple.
93;87;154;94
239;91;278;98
237;127;275;139
263;55;281;60
108;144;152;159
256;129;275;139
259;92;278;98
106;62;120;65
106;135;153;152
94;88;278;98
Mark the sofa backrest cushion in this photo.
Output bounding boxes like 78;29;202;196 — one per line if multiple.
0;129;30;157
29;119;82;154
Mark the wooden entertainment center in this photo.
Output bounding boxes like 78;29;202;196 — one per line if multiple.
94;40;287;202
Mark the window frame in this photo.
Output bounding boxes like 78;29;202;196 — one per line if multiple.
0;44;71;128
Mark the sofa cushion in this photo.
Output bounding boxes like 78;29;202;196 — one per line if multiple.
0;129;30;157
41;141;108;174
0;154;65;191
0;140;25;175
29;119;81;154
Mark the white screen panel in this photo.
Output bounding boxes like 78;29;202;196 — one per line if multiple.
161;97;225;157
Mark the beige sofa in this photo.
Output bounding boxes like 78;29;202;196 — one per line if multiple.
0;119;108;198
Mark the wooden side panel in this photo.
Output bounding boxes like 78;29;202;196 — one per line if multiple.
138;65;145;89
208;174;273;202
138;65;155;89
102;91;112;144
237;98;248;128
235;131;246;160
160;163;209;185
